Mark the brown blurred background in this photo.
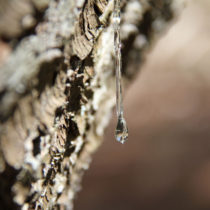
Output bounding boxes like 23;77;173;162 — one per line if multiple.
75;1;210;210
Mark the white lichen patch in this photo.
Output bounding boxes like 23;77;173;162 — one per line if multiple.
121;0;147;39
53;173;67;194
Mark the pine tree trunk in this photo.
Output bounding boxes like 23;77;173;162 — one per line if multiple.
0;0;183;209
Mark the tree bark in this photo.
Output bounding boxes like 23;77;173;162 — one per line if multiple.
0;0;183;209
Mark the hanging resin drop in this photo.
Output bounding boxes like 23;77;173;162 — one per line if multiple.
115;117;128;144
113;0;128;144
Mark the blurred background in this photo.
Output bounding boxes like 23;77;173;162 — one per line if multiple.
75;1;210;210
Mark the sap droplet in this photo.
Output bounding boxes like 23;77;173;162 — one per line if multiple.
115;117;128;144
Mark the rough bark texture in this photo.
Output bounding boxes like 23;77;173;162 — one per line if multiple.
0;0;183;209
